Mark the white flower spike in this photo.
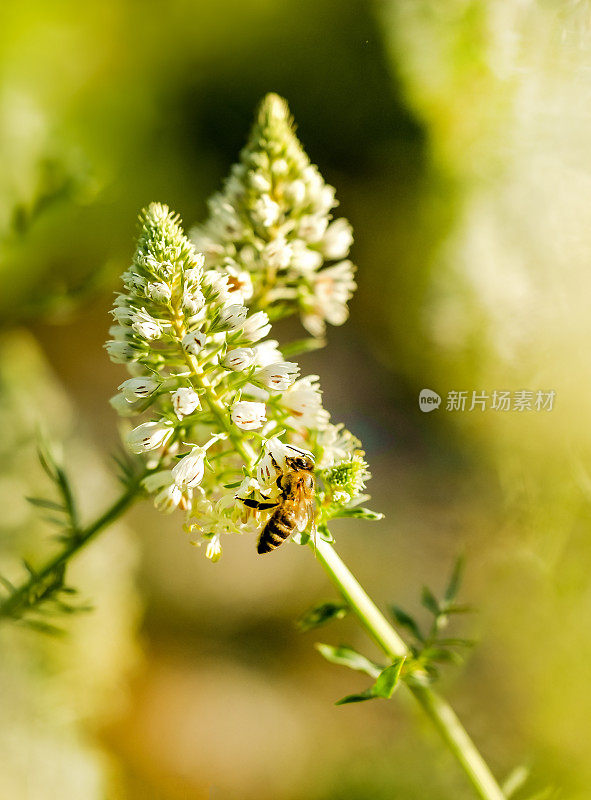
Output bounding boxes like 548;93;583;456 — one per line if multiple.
106;101;371;562
191;93;357;337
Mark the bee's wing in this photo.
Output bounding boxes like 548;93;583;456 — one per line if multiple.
292;499;310;532
293;493;316;534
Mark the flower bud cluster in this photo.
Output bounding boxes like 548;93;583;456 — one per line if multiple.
106;104;375;562
191;94;357;338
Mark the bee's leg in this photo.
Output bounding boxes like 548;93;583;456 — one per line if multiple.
238;497;278;510
269;455;284;492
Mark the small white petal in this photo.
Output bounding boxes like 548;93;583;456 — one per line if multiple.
105;340;139;364
205;536;222;562
231;401;267;430
298;215;328;243
147;282;172;303
322;218;353;260
154;483;184;513
255;361;299;392
263;237;292;270
182;288;205;315
284;180;306;205
241;312;271;343
127;421;173;454
225;268;253;303
271;158;289;176
132;319;162;340
172;447;207;488
109;392;141;417
282;375;330;429
253;194;280;227
171;387;201;420
249;171;271;192
217;304;248;331
223;347;255;371
252;340;282;367
118;377;159;402
182;330;207;355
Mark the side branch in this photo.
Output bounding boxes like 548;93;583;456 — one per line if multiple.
311;538;506;800
0;481;143;622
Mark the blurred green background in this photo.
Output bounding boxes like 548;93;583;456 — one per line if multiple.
1;1;591;798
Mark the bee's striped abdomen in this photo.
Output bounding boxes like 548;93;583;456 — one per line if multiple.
257;508;296;554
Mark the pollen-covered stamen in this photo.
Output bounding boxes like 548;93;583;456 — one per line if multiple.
225;268;253;303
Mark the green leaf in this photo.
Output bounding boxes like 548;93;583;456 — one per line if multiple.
281;336;327;358
373;658;405;699
445;603;475;615
297;601;349;631
421;586;440;616
389;605;424;643
422;647;463;666
335;689;376;705
0;574;16;593
292;531;310;546
436;638;475;648
330;507;384;521
335;658;405;705
317;523;334;543
23;619;66;636
444;555;465;604
315;643;382;678
36;438;60;483
26;497;66;512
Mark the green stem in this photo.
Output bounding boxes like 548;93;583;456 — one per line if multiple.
0;481;142;621
312;537;505;800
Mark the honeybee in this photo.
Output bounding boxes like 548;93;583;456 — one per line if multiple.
238;448;316;554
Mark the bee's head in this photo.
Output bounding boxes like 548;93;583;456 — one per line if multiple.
286;454;315;472
284;445;315;472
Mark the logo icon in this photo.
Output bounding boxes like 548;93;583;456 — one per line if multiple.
419;389;441;412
